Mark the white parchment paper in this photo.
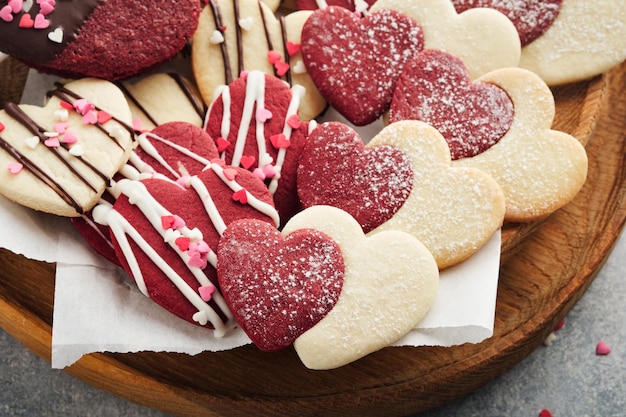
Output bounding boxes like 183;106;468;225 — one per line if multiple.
0;69;501;368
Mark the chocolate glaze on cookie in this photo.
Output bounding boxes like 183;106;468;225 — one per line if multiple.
0;0;102;65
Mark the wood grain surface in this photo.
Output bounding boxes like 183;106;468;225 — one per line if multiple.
1;55;625;417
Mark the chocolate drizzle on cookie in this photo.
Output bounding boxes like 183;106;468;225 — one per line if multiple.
0;0;104;66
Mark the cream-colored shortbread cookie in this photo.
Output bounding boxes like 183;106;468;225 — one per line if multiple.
192;0;325;121
370;0;521;79
454;67;588;220
520;0;626;85
368;120;506;270
283;206;439;370
119;73;205;130
0;78;134;217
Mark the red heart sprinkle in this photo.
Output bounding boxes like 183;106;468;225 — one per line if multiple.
539;409;553;417
286;41;301;56
240;155;255;170
270;133;290;149
554;319;565;331
274;61;290;77
60;101;74;110
97;110;112;124
18;13;34;28
0;122;5;132
175;236;191;252
267;50;282;65
287;114;301;129
232;189;248;204
216;137;230;152
161;215;175;230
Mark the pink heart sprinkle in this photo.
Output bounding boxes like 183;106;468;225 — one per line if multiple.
97;110;112;124
8;0;22;13
176;175;190;188
44;137;60;148
211;158;225;167
253;167;265;180
73;98;94;115
198;285;216;302
232;189;248;204
53;122;68;134
82;110;98;125
215;137;230;152
188;252;207;269
7;162;23;174
240;155;255;170
256;108;272;123
274;61;290;77
223;167;238;181
539;409;553;417
18;13;34;28
286;41;301;57
61;130;78;144
196;240;210;254
171;215;186;229
132;118;143;133
39;1;54;15
267;50;281;65
33;13;50;29
174;236;190;252
0;5;14;22
287;114;301;129
0;121;5;132
596;341;611;355
262;164;276;179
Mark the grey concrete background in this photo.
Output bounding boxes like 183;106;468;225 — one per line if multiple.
2;233;625;417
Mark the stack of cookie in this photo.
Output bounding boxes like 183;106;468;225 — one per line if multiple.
1;0;623;369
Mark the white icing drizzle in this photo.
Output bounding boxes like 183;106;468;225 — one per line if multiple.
92;182;235;337
268;84;305;194
315;0;329;8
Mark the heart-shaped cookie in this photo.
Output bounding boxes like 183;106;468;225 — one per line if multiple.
72;121;220;265
192;0;324;121
518;0;626;85
370;0;520;79
453;67;588;221
368;120;505;269
282;205;439;370
301;6;424;126
217;218;345;351
205;71;309;223
295;0;375;12
0;0;201;80
297;121;414;233
93;162;280;335
118;73;206;130
389;49;515;160
450;0;562;46
0;78;134;217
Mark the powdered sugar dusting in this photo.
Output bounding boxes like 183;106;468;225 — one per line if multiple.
217;220;344;351
390;49;514;160
451;0;562;46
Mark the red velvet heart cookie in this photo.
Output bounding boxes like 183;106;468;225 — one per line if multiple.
389;49;515;160
451;0;562;46
0;0;201;80
217;218;344;351
301;6;424;125
72;121;220;265
93;162;280;335
297;121;414;233
295;0;376;13
205;71;309;223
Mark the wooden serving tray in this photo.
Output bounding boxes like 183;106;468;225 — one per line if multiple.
1;57;625;417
